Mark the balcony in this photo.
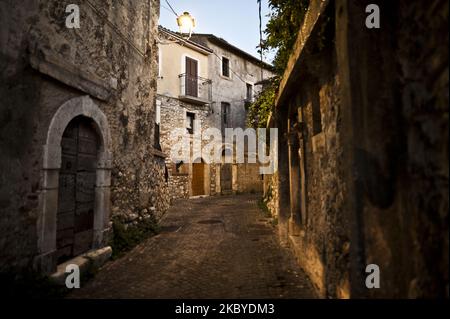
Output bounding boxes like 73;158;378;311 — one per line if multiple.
179;73;212;105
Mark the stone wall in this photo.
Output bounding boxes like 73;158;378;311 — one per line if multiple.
199;40;274;131
269;0;448;298
336;0;449;298
0;0;167;274
265;1;350;298
234;163;263;194
263;172;279;219
158;94;215;199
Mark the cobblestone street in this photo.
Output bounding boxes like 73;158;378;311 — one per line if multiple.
69;195;317;299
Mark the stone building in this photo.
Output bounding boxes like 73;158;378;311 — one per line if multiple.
157;27;215;200
264;0;448;298
191;34;275;196
0;1;167;275
158;28;275;200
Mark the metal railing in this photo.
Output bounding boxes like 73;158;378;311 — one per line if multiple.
179;73;212;103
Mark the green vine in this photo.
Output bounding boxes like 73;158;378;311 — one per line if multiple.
248;0;309;129
246;77;279;129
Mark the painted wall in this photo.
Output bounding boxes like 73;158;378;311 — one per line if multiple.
202;40;274;130
157;38;210;98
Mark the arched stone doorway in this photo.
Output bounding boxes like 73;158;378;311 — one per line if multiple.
35;96;112;274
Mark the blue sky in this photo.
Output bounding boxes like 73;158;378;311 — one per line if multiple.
159;0;275;64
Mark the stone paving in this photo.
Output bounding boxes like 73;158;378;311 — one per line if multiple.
69;194;317;299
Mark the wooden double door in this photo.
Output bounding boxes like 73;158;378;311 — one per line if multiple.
57;116;98;263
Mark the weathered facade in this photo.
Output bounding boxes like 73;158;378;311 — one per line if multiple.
0;0;167;275
265;0;448;298
157;27;216;200
191;34;274;130
158;29;275;200
192;35;274;195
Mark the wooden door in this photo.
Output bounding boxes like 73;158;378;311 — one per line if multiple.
220;163;232;194
185;57;198;97
57;116;98;263
192;162;205;196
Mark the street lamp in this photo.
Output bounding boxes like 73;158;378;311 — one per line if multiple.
177;12;196;38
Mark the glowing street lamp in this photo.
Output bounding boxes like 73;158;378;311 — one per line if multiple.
177;12;196;38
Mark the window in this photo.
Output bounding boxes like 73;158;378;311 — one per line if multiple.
246;83;253;102
154;101;161;150
173;160;188;175
221;102;230;136
222;57;230;77
186;112;195;134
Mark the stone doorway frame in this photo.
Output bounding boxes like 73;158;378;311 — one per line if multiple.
35;96;112;274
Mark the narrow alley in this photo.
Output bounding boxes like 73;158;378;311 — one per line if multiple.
69;195;316;299
0;0;447;303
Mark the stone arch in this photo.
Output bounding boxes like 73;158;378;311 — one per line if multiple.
219;142;235;163
36;96;112;274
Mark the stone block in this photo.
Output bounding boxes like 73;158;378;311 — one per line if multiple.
85;246;112;270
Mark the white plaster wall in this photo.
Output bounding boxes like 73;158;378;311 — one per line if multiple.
157;41;209;98
205;41;274;130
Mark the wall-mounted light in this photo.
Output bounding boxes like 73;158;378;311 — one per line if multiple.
177;12;196;38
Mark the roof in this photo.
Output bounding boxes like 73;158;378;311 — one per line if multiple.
190;33;274;71
158;26;213;55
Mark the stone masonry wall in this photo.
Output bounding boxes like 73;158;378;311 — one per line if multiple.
338;0;449;298
270;0;448;298
266;4;350;298
0;0;167;272
234;163;263;194
158;94;215;199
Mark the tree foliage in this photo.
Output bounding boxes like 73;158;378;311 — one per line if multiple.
246;77;279;129
247;0;309;129
261;0;310;75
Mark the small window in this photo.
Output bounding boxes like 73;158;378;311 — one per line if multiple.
222;57;230;77
186;112;195;134
221;102;230;136
174;161;188;175
246;83;253;102
154;101;161;150
222;103;229;124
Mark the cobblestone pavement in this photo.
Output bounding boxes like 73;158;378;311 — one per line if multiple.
69;194;317;299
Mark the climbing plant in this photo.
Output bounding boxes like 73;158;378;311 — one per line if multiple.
246;77;279;129
248;0;309;129
260;0;310;75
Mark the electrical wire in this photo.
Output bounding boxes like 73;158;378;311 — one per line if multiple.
161;4;175;15
165;0;179;16
211;52;248;85
258;0;264;80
